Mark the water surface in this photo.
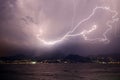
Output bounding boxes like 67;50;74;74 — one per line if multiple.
0;63;120;80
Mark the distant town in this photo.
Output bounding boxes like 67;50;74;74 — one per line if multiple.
0;54;120;64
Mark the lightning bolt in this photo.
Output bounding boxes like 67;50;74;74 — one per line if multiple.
71;0;77;28
37;6;119;45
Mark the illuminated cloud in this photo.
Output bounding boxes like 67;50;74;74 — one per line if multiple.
0;0;120;56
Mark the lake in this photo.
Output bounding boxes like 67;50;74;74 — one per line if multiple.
0;63;120;80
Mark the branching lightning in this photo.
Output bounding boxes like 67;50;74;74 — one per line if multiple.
37;5;119;45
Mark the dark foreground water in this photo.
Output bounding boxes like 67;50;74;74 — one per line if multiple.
0;63;120;80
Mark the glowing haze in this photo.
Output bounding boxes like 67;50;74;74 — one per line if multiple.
0;0;120;56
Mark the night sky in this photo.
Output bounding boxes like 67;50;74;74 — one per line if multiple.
0;0;120;57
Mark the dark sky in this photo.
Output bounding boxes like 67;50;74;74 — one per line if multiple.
0;0;120;57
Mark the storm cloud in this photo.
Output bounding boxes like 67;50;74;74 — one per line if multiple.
0;0;120;56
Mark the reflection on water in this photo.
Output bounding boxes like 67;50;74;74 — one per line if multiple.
0;63;120;80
